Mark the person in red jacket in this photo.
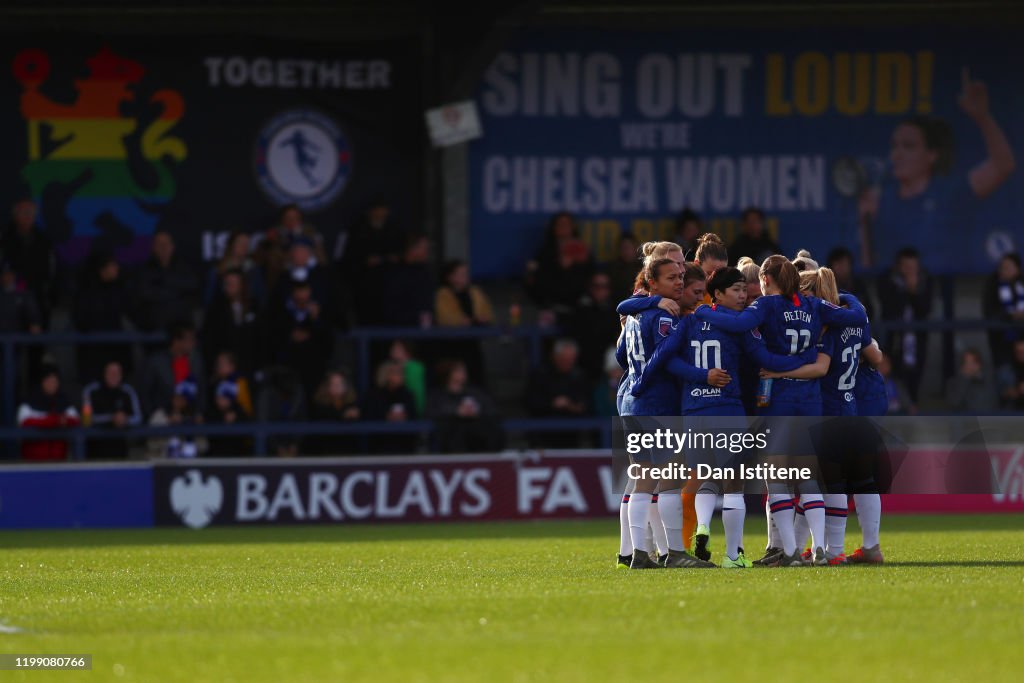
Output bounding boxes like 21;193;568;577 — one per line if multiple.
17;365;80;461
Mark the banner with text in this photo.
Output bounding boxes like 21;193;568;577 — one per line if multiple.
469;28;1024;278
3;38;420;267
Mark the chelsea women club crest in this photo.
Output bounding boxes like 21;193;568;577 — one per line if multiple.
254;109;351;210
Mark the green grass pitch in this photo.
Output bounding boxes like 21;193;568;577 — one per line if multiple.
1;514;1022;682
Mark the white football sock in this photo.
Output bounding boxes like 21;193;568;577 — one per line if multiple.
722;493;745;560
628;492;652;553
657;488;684;551
854;493;882;548
824;493;848;556
695;482;719;527
800;494;826;552
768;492;796;555
766;496;780;549
648;494;668;556
619;491;632;556
793;500;810;551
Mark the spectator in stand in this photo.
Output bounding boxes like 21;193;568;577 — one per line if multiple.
525;339;592;447
307;369;361;455
204;352;253;456
996;338;1024;411
593;347;624;418
139;322;205;419
607;232;640;299
17;365;79;461
728;208;780;266
73;251;131;384
267;204;327;264
388;340;426;417
149;377;205;459
376;234;434;327
132;230;199;333
982;252;1024;366
827;246;873;317
877;247;933;404
428;359;502;453
570;272;621;383
255;366;306;457
434;259;494;382
946;348;998;413
269;236;334;311
267;278;332;400
203;231;265;309
878;352;914;415
252;233;287;303
342;200;405;321
366;359;419;454
2;199;56;328
83;360;142;459
0;259;42;333
672;208;703;259
202;268;264;376
525;212;593;323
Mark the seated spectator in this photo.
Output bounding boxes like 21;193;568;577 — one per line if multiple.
428;359;503;453
827;246;873;317
140;322;206;419
205;352;254;456
946;349;998;413
996;339;1024;411
307;369;361;455
131;230;200;333
593;347;625;417
201;268;264;376
525;339;592;447
255;366;307;457
672;208;703;259
203;231;266;308
877;247;933;404
83;360;142;459
728;207;780;266
607;232;640;299
525;212;593;322
72;251;131;384
570;272;621;383
269;236;334;312
983;252;1024;366
148;377;205;459
266;204;328;264
2;199;56;328
267;279;332;399
0;259;42;333
18;365;79;461
435;260;494;326
366;360;419;454
375;235;434;327
434;259;493;382
389;340;426;417
878;352;914;415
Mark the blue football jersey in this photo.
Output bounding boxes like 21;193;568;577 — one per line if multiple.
693;293;867;404
819;322;869;416
617;308;681;416
634;309;816;414
854;320;888;416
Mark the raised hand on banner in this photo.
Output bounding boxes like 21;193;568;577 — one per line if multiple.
958;67;989;121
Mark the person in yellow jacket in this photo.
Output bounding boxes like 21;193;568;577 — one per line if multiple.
434;260;494;383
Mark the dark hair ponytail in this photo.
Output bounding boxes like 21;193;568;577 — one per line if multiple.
760;254;800;298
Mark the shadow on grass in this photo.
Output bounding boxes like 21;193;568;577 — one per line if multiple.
856;561;1024;568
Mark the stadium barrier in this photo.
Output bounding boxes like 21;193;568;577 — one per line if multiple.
1;450;1021;530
